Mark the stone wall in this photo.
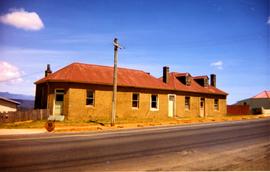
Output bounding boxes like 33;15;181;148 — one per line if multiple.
36;82;227;120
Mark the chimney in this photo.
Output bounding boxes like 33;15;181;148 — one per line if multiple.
163;66;169;83
45;64;52;77
210;74;216;87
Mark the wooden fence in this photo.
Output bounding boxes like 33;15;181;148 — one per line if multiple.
0;109;49;123
227;105;250;115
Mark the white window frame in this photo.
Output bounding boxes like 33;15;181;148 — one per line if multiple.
53;89;64;116
132;93;140;109
150;94;159;111
214;98;219;111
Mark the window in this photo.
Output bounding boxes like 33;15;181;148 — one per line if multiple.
200;98;205;108
56;94;64;101
132;93;139;108
86;90;94;106
151;95;158;109
214;99;219;110
55;90;64;101
185;97;190;110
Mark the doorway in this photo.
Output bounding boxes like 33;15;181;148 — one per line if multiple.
200;98;205;117
54;89;64;116
168;94;176;117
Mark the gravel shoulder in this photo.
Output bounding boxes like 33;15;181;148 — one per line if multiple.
86;141;270;171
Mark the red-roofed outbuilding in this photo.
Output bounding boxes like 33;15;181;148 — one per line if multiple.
235;90;270;115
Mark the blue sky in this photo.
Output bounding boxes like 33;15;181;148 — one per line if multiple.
0;0;269;104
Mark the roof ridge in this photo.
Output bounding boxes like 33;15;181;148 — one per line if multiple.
252;90;270;98
193;75;208;78
265;90;270;98
73;62;146;73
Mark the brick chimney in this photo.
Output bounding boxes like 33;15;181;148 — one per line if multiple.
163;66;169;83
45;64;52;77
210;74;216;87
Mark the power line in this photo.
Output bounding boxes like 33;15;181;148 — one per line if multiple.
0;64;65;83
0;71;43;83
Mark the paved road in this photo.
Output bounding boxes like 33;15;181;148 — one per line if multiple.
0;118;269;171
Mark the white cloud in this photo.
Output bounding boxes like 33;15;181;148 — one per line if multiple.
268;16;270;25
0;8;44;31
210;60;223;70
0;61;23;82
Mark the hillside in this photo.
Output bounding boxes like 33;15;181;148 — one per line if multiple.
0;92;34;100
12;99;35;110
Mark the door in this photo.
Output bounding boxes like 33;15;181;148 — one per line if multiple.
54;90;64;116
168;95;175;117
200;98;205;117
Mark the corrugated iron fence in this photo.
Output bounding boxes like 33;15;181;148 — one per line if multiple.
227;105;250;115
0;109;49;123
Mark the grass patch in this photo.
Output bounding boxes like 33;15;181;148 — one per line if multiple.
0;120;48;129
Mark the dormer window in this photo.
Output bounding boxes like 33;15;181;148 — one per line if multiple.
177;73;191;86
193;76;209;87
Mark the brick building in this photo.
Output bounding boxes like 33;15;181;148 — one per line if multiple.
34;63;227;120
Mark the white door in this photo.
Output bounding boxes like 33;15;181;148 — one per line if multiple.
200;98;205;117
168;95;175;117
54;90;64;116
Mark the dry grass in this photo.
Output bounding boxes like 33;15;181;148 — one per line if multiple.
0;120;98;129
0;114;268;132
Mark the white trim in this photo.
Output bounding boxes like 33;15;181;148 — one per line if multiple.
168;94;176;117
150;94;159;111
200;97;205;117
214;98;219;111
86;89;95;107
53;88;64;116
131;92;140;110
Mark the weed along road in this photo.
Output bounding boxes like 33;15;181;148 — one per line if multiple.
0;118;270;171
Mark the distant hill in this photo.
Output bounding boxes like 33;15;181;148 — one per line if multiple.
0;92;34;100
12;99;35;110
0;92;35;110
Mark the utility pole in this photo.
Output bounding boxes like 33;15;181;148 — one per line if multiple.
111;38;121;126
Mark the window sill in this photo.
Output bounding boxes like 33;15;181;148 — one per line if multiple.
86;105;95;108
132;107;139;110
150;108;159;111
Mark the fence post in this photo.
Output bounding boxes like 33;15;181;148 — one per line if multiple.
40;109;42;120
23;111;26;121
46;109;49;119
18;111;22;122
10;112;14;123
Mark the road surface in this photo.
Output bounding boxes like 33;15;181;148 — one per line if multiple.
0;118;269;171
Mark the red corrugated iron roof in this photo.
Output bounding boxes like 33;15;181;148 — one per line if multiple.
160;72;227;95
35;62;227;95
35;63;170;90
252;90;270;98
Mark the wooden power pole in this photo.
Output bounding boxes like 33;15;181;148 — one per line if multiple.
111;38;121;126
